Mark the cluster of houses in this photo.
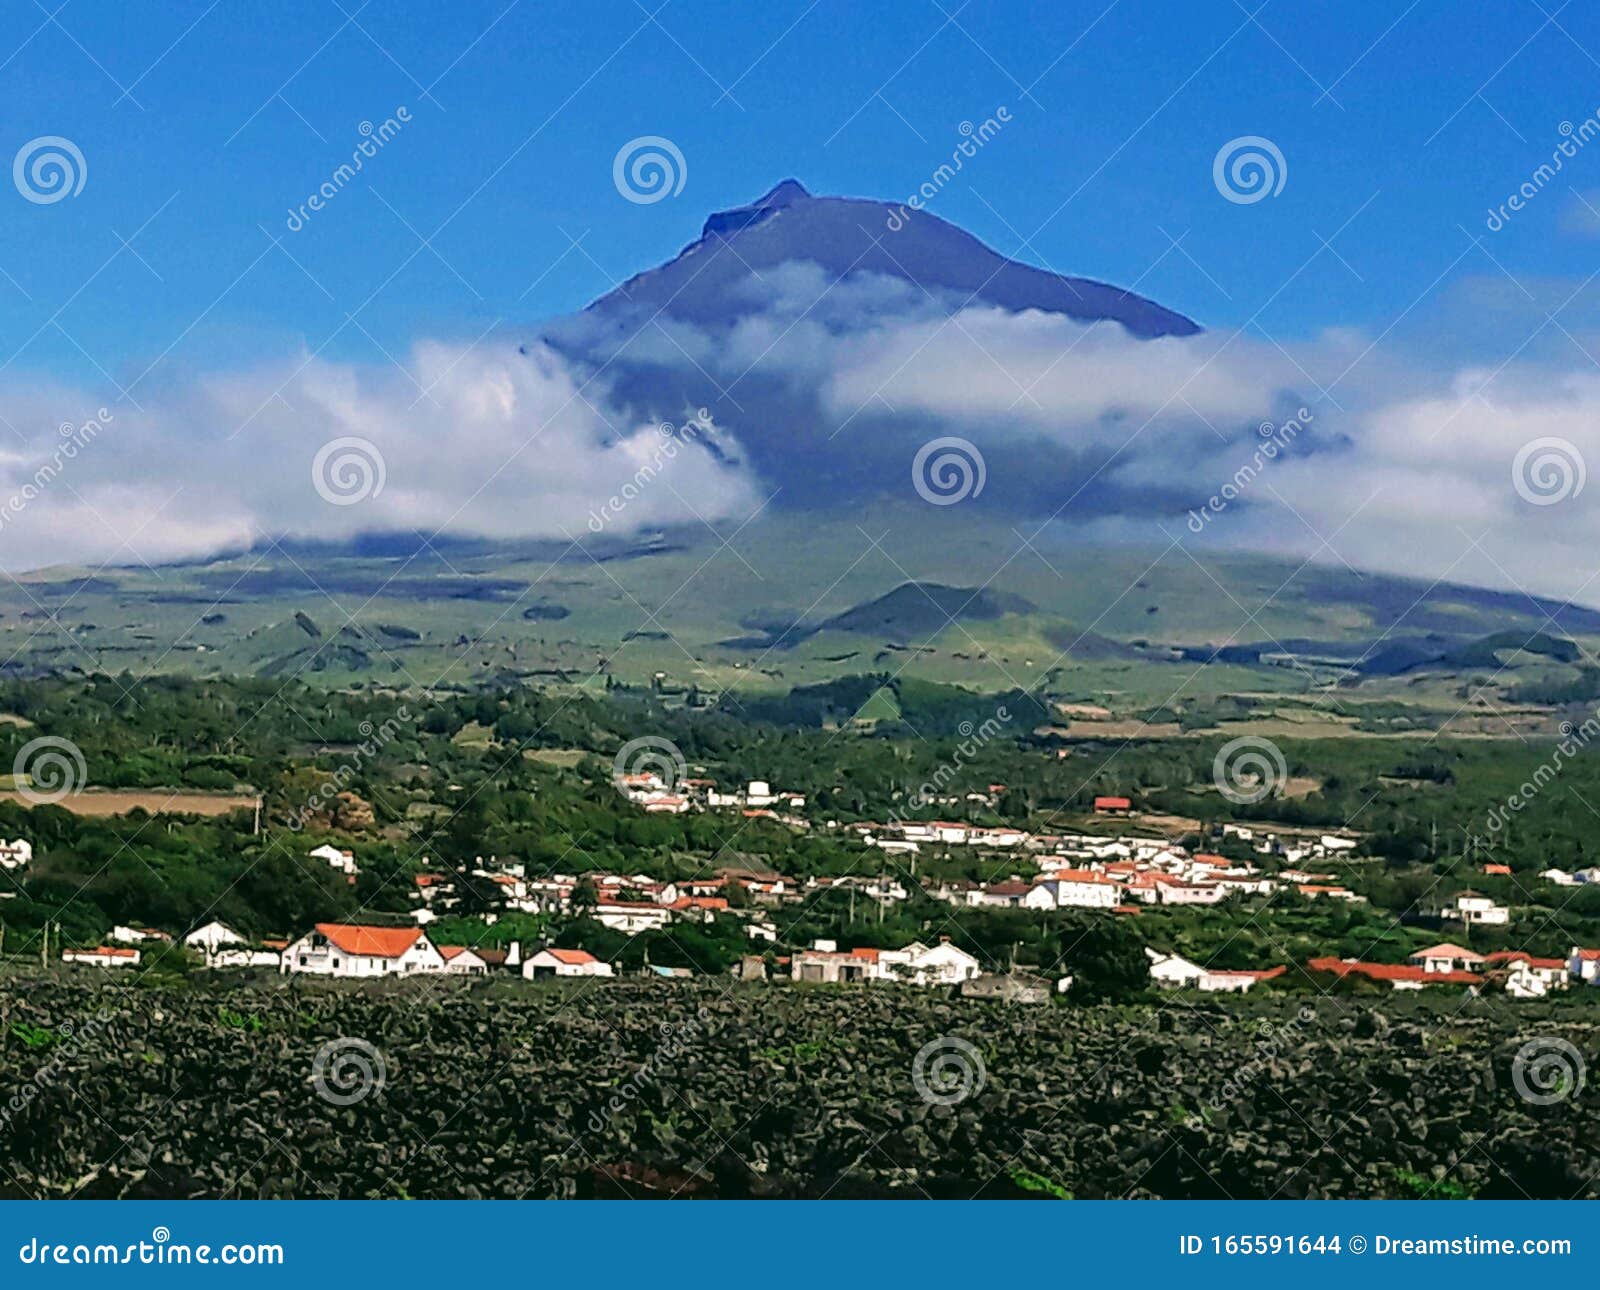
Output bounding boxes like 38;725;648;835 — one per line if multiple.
1147;941;1582;999
62;912;1600;1004
908;832;1364;912
616;772;807;822
409;859;784;941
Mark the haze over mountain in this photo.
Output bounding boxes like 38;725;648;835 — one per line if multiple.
579;179;1201;340
1;178;1599;618
544;178;1309;518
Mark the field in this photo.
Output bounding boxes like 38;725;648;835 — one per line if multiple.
2;976;1595;1200
5;505;1597;726
0;789;258;817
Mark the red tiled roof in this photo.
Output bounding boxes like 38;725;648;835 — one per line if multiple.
1484;950;1565;970
68;946;138;959
1410;943;1484;963
1206;965;1287;982
1308;956;1480;985
1482;863;1512;875
1048;869;1118;885
1093;796;1131;810
544;948;597;965
314;923;423;958
669;896;729;911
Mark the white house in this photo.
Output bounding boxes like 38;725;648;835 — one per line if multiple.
439;945;490;975
1409;943;1486;975
209;943;284;969
62;945;140;968
110;925;170;945
1146;947;1205;987
1155;879;1226;906
308;843;359;879
0;838;32;870
888;939;981;985
522;947;614;978
1196;966;1285;993
184;920;248;956
592;900;671;933
281;923;446;977
1441;891;1509;926
1483;952;1566;998
791;938;979;986
1037;870;1120;909
1570;947;1600;984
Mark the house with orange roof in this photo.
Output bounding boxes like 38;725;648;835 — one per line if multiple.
61;945;140;968
1482;950;1568;998
1409;943;1486;975
439;945;490;975
522;947;614;979
1569;946;1600;984
281;923;446;977
1307;956;1480;991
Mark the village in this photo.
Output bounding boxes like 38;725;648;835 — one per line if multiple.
15;769;1600;1002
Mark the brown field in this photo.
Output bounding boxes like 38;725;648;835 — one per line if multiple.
0;788;258;817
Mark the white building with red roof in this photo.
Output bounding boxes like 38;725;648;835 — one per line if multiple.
439;945;490;975
281;923;445;977
62;945;140;968
522;947;614;979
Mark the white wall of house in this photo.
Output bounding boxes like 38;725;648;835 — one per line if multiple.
281;929;444;977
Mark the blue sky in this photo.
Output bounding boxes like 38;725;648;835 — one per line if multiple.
2;0;1599;393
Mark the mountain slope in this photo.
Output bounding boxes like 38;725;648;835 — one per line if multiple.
582;179;1199;339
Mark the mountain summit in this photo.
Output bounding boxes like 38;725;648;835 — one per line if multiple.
584;178;1199;339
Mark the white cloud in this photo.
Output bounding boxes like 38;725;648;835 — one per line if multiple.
0;339;761;571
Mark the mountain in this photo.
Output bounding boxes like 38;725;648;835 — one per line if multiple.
546;179;1220;515
580;179;1199;340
